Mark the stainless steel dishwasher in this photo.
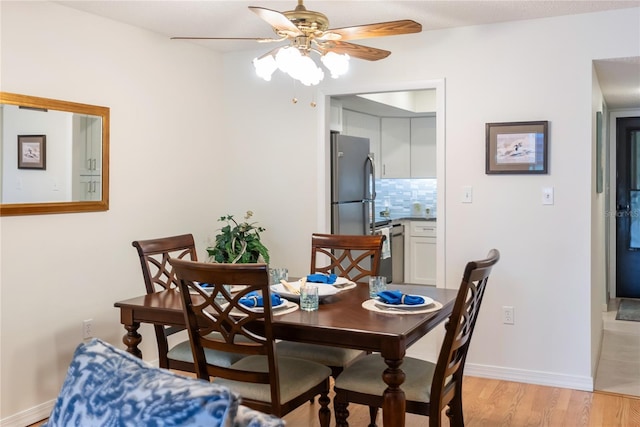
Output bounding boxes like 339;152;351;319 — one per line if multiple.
391;223;404;283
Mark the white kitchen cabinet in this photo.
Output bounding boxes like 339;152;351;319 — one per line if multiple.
341;111;435;179
75;175;102;201
380;117;410;178
380;117;435;178
410;116;437;178
342;109;381;175
73;114;102;175
72;115;102;201
406;221;436;285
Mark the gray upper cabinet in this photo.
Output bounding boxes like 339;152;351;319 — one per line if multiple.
340;107;436;179
342;110;381;175
410;116;436;178
381;117;411;178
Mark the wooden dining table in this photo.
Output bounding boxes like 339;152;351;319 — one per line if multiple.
114;282;458;427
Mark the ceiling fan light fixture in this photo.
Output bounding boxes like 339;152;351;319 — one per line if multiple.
176;2;422;89
253;45;348;86
321;51;349;78
260;46;322;86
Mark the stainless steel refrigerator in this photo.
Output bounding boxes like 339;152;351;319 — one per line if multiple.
330;132;375;235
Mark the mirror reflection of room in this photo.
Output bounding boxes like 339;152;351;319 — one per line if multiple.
1;104;103;204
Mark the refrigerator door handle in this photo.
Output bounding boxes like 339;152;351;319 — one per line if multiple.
367;154;376;235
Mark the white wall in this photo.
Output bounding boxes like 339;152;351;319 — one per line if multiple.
2;107;73;203
1;1;639;425
0;2;226;424
220;6;639;392
591;64;607;377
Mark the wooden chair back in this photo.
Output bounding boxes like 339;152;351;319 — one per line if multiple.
428;249;500;421
131;234;197;370
132;234;198;294
310;233;385;283
169;260;280;402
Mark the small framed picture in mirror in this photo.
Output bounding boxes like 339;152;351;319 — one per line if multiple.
18;135;46;170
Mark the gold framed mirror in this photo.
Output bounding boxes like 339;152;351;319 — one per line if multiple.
0;92;109;216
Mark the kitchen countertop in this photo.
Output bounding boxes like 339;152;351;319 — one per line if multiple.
374;216;436;227
394;216;436;222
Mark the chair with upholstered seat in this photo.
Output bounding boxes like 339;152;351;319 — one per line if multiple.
309;233;385;283
170;259;332;426
333;249;500;427
132;234;246;372
277;233;385;379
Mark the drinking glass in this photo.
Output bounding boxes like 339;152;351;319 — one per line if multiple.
300;283;319;311
369;276;387;298
269;267;289;285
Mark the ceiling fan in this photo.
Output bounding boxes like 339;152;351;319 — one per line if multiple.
171;0;422;86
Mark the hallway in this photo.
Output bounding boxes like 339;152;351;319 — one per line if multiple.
594;299;640;397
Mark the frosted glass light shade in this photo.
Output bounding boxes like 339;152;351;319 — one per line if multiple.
321;52;349;78
253;55;278;81
253;46;348;86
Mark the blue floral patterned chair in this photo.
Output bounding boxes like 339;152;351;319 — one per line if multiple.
44;338;284;427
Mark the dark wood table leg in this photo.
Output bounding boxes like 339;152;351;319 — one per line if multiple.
382;357;406;427
123;322;142;358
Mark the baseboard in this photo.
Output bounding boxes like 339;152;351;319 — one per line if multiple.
465;363;594;392
0;400;54;427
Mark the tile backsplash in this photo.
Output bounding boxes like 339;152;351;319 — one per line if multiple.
376;178;437;219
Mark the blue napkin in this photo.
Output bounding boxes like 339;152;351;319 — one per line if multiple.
376;290;425;305
239;291;282;308
306;273;337;284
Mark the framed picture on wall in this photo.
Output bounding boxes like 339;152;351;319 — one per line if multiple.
18;135;46;170
596;112;603;193
486;121;548;174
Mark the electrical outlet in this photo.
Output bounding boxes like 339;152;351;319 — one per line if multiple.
502;306;514;325
82;319;93;339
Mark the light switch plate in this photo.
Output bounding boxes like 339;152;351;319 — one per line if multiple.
462;186;473;203
542;187;554;205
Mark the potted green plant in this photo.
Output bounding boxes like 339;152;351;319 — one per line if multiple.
206;211;270;264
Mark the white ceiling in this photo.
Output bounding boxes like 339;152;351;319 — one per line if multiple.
55;0;640;109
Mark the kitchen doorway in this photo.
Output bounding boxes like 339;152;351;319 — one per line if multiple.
320;80;446;289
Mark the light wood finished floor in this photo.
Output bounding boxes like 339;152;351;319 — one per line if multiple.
28;305;640;427
28;376;640;427
594;299;640;397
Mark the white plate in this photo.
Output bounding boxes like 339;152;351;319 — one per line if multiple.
375;294;434;309
270;283;339;300
306;276;349;285
239;298;289;312
304;277;356;289
330;277;356;288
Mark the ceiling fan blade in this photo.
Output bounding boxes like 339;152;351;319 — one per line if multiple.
171;37;276;43
323;41;390;61
323;20;421;41
249;6;303;36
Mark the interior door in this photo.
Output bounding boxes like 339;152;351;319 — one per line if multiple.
616;116;640;298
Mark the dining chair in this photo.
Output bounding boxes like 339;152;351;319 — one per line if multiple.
277;233;385;379
333;249;500;427
132;234;246;373
169;259;332;426
309;233;385;283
